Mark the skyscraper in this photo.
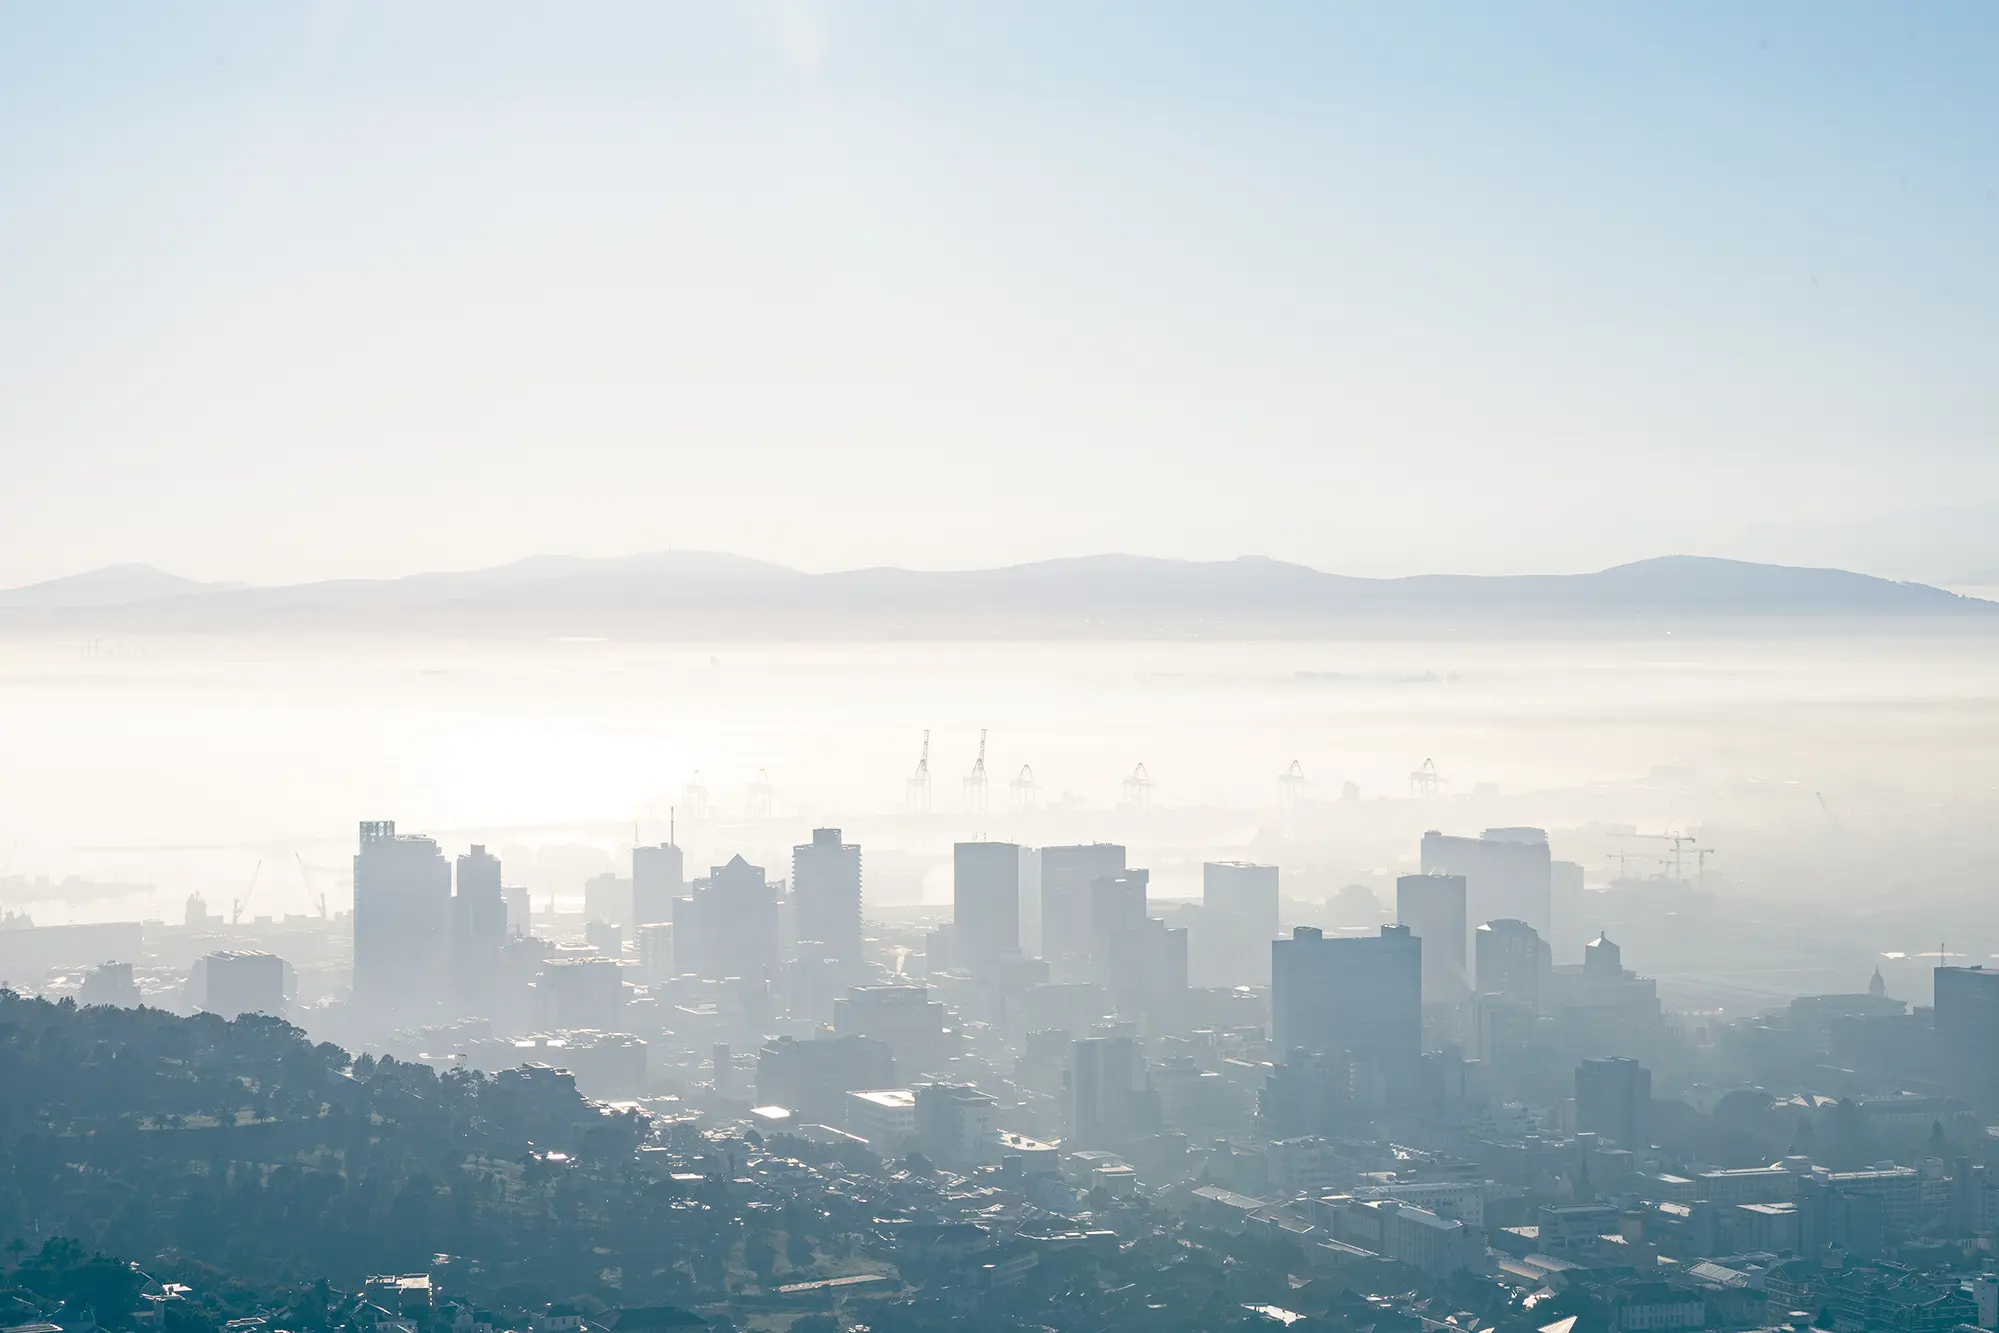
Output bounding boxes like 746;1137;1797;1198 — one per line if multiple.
792;829;863;968
1200;860;1281;987
1270;924;1422;1106
678;855;782;983
1396;873;1468;1004
632;841;684;926
1576;1056;1651;1149
1039;844;1125;977
953;841;1021;973
352;820;450;1015
451;844;508;1014
1934;965;1999;1112
1475;918;1551;1011
1421;828;1553;939
1063;1034;1153;1148
1088;870;1149;972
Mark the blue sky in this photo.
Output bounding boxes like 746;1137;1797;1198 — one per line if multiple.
2;3;1995;583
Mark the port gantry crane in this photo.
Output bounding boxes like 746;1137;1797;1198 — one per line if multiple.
905;730;933;813
964;729;989;812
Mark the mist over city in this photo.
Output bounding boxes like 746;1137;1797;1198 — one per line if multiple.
4;6;1999;1333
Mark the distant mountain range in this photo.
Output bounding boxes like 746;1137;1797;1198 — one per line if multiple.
0;562;242;609
1;553;1990;638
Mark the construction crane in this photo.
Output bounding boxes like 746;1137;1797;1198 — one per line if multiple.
1009;764;1040;811
1409;758;1445;798
1278;760;1307;804
230;860;264;926
1122;762;1154;808
905;731;932;814
680;771;710;820
294;853;328;920
963;730;990;812
748;769;775;820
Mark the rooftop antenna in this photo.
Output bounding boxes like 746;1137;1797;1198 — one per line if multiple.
964;729;990;813
905;730;933;814
670;805;677;847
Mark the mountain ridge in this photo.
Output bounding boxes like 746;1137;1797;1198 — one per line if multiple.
1;552;1988;637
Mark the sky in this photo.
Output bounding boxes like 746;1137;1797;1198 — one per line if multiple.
1;2;1996;586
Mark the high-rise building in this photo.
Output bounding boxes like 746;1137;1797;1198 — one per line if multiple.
1103;916;1189;1023
1039;844;1126;976
834;984;951;1070
187;949;288;1018
583;872;633;925
539;955;623;1030
1063;1034;1152;1148
1396;873;1468;1004
953;841;1021;972
1088;870;1149;970
1576;1056;1651;1149
352;820;451;1014
1200;861;1281;987
915;1083;1000;1165
755;1034;897;1124
792;828;863;969
451;844;507;1014
676;855;783;983
632;842;684;926
1475;918;1551;1011
1934;965;1999;1112
1271;924;1422;1106
1421;828;1553;939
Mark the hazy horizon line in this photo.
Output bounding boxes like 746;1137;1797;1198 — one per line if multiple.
7;546;1985;597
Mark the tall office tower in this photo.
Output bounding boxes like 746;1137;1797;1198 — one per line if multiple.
1020;847;1043;956
632;842;685;926
954;841;1021;973
1270;924;1422;1106
1421;827;1553;939
186;950;288;1018
584;872;633;925
792;828;863;969
352;820;451;1014
1396;873;1469;1004
1934;965;1999;1112
1475;918;1551;1011
540;956;623;1030
1104;916;1189;1023
1040;844;1126;977
1088;870;1149;970
680;855;782;983
450;844;508;1013
1575;1056;1652;1149
1063;1034;1153;1149
1201;860;1281;986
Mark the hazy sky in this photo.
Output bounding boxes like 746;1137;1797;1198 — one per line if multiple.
2;3;1995;586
